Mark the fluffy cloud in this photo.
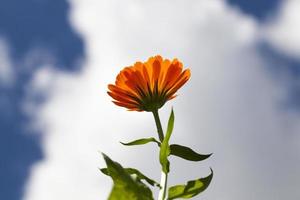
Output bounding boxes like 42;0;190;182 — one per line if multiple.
263;0;300;58
0;38;14;86
23;0;300;200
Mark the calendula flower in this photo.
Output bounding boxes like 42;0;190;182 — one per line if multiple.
107;55;191;112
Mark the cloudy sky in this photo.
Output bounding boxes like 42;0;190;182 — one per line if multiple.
1;0;300;199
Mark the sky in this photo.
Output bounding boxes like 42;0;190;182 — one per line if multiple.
0;0;300;200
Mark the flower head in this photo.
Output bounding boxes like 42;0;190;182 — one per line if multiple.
107;55;191;111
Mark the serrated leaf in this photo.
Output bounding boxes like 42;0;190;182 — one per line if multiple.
120;137;160;146
170;144;212;162
168;169;213;200
101;153;154;200
101;167;160;188
159;109;174;173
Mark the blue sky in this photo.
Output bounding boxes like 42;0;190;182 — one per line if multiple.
0;0;300;200
0;1;82;199
228;0;281;19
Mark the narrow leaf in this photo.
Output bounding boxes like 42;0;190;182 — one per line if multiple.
101;153;154;200
120;137;160;146
170;144;212;161
159;109;174;173
101;167;160;188
168;169;213;200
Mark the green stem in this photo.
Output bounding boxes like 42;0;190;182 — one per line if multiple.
152;109;168;200
152;109;164;142
158;171;168;200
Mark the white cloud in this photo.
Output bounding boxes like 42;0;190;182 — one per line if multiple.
23;0;300;200
0;38;14;86
263;0;300;58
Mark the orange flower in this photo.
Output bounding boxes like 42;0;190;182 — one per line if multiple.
107;55;191;112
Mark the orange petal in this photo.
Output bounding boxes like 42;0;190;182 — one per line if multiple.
112;101;139;109
108;84;140;101
107;91;140;105
132;70;148;95
158;59;170;86
166;69;190;97
152;59;161;82
142;64;151;92
162;61;182;90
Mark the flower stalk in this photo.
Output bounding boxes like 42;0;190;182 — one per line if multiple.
152;109;164;142
152;109;168;200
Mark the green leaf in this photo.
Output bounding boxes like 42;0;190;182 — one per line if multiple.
101;167;160;188
101;153;154;200
170;144;212;162
120;137;160;146
168;169;213;200
159;109;174;173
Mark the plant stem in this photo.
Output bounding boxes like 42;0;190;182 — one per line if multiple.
152;109;164;142
158;171;168;200
152;109;168;200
